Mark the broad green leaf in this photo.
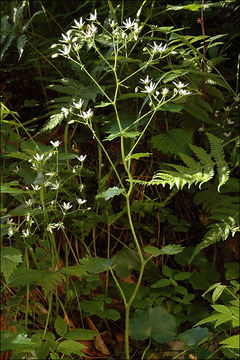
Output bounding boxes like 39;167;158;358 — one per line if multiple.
151;129;192;155
96;186;125;201
1;185;26;194
183;103;214;124
80;256;115;273
1;247;23;283
211;305;232;316
4;152;29;160
54;316;68;337
144;244;184;257
224;262;240;280
129;306;176;343
114;248;140;278
161;103;183;113
178;327;209;347
151;279;171;288
61;266;88;278
220;335;240;349
81;298;120;320
65;329;97;340
58;340;86;356
1;331;40;352
194;314;220;327
174;272;192;281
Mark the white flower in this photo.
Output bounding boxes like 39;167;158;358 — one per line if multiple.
31;184;41;191
51;182;60;190
122;18;136;29
81;109;93;120
61;107;69;118
140;75;152;85
59;30;72;43
26;214;34;226
224;132;231;137
33;153;44;162
7;218;14;225
87;9;97;21
76;198;87;205
50;140;61;147
173;81;188;89
62;202;73;211
47;223;57;233
161;88;169;96
59;45;71;56
55;221;65;230
227;118;234;125
13;166;19;173
45;172;55;177
141;81;156;94
149;42;168;54
25;199;34;207
76;154;87;162
73;99;84;109
72;17;85;29
22;229;30;237
179;89;192;96
8;227;14;238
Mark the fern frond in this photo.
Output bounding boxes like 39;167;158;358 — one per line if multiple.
150;134;228;191
189;214;239;263
39;271;66;297
207;132;230;191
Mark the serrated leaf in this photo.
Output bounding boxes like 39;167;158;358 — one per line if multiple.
151;279;171;288
174;272;192;281
1;247;23;283
96;186;125;201
65;329;97;340
144;244;184;257
129;306;176;343
162;265;173;278
80;256;115;273
151;129;192;155
211;305;232;316
54;316;68;337
61;266;88;278
58;340;86;356
1;185;26;194
220;335;240;349
178;327;209;347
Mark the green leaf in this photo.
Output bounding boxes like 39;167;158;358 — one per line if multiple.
126;152;152;161
151;279;171;288
96;186;125;201
0;184;26;194
224;263;240;280
61;266;88;278
81;297;120;320
151;129;192;155
211;305;232;316
183;103;214;124
1;247;23;283
17;34;27;60
54;316;68;337
144;244;184;257
80;256;115;273
114;248;140;278
220;335;240;349
58;340;86;356
65;329;97;340
174;272;192;281
1;331;40;352
178;327;209;347
129;306;176;343
95;101;112;108
162;265;173;278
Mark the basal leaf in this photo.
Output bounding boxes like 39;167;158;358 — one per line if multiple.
178;327;209;347
114;248;140;278
80;256;115;273
151;129;192;155
1;247;23;283
145;244;184;257
1;331;40;352
129;306;176;343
